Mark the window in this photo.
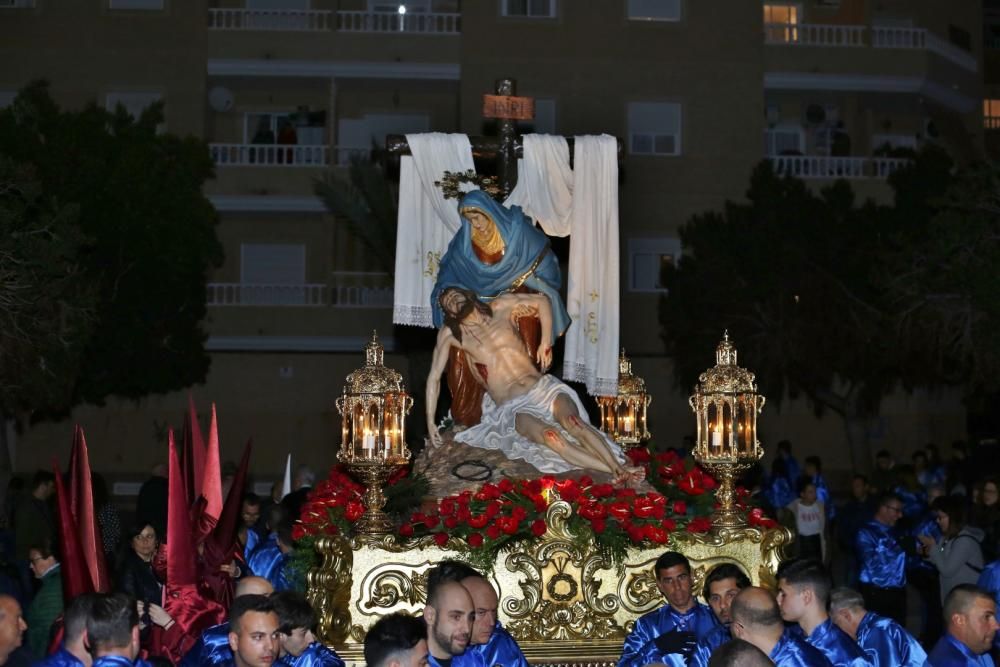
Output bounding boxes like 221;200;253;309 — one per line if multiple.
501;0;555;18
628;0;680;21
518;98;556;134
628;102;681;156
763;4;799;43
240;243;306;305
245;112;292;144
108;0;164;8
764;125;804;155
628;238;681;293
985;99;1000;130
105;91;162;124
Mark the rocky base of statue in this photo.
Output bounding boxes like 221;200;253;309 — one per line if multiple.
415;430;653;498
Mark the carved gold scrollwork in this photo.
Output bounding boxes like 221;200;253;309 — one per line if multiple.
308;536;354;646
621;565;659;613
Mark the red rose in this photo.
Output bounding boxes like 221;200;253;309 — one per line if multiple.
559;485;581;502
530;519;547;537
499;516;521;535
627;447;652;464
687;517;713;533
644;524;668;544
627;525;645;543
591;518;606;534
615;487;637;499
533;497;548;513
609;501;632;521
673;500;687;515
424;515;440;529
345;501;365;522
661;518;677;531
433;532;449;546
467;533;484;547
291;524;306;541
678;474;706;496
444;516;459;529
578;475;594;488
440;498;456;516
468;514;489;529
456;491;472;506
399;523;414;537
486;525;502;540
485;501;502;518
323;524;339;535
591;484;614;499
498;478;515;493
578;501;607;521
482;483;502;499
511;505;528;521
633;497;656;518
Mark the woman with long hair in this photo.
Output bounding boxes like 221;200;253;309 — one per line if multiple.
115;522;162;606
918;496;985;604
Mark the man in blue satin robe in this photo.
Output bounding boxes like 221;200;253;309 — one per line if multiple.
978;558;1000;654
618;551;718;667
829;587;926;667
459;572;526;667
423;567;484;667
272;591;343;667
180;577;274;667
927;584;999;667
730;587;833;666
776;560;870;667
35;594;97;667
247;521;293;593
85;593;154;667
688;563;752;667
364;613;429;667
855;493;907;625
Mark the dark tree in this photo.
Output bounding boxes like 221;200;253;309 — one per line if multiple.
0;81;223;428
659;149;986;469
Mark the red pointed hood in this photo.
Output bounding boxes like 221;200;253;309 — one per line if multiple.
201;440;252;609
70;427;110;592
167;430;197;587
194;405;223;542
53;458;93;599
187;394;206;501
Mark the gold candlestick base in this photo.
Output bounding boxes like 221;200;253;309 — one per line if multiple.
696;455;760;531
347;461;397;535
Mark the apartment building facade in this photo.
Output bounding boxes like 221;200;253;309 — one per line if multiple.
0;0;981;478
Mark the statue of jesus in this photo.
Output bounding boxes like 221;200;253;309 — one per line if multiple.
426;287;643;484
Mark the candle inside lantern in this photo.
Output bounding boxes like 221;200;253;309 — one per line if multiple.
623;414;633;434
362;429;376;457
710;426;722;453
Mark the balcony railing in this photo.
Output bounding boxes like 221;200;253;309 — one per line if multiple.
336;10;460;34
207;273;393;308
764;23;865;47
765;23;977;71
768;155;910;180
207;8;333;31
210;144;328;167
207;8;459;34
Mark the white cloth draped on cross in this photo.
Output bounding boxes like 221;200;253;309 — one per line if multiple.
392;132;620;396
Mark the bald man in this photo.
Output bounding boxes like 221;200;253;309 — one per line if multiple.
180;577;275;667
0;596;26;667
423;573;481;667
729;587;832;667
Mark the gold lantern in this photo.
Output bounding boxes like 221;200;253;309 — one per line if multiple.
335;331;413;535
597;349;652;449
689;332;766;530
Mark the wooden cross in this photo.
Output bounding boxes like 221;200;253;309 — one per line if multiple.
385;78;622;200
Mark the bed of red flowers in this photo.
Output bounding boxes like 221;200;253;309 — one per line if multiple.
290;446;777;574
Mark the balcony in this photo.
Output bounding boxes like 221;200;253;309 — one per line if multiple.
768;155;911;180
207;273;393;308
765;23;977;72
207;8;460;34
210;144;329;167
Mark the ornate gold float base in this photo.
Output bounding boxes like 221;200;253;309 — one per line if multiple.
306;502;793;667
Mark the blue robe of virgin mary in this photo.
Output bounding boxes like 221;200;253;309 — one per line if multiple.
431;189;570;342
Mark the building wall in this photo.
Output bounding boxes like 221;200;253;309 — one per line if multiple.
0;0;982;487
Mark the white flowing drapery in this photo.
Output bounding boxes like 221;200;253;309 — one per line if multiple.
393;132;620;396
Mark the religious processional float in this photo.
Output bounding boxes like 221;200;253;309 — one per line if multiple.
296;80;792;666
